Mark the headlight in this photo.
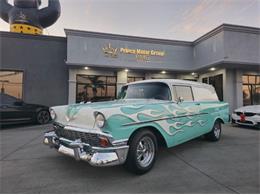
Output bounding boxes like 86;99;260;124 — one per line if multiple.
95;113;106;128
50;109;56;120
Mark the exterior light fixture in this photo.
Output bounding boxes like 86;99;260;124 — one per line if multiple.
125;69;129;72
191;72;196;76
210;67;216;71
84;67;89;70
161;71;166;74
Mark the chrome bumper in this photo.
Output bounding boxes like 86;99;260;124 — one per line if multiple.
44;131;129;167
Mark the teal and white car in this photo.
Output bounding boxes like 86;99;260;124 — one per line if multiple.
44;79;229;174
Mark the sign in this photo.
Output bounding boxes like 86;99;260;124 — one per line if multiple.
102;43;166;62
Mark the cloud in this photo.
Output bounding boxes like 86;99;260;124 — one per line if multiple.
0;0;259;40
167;0;259;40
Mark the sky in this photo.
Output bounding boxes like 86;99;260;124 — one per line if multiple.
0;0;259;41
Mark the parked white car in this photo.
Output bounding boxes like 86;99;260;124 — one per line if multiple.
231;105;260;129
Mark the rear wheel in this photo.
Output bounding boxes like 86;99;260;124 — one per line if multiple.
125;130;158;174
205;120;222;141
36;110;50;124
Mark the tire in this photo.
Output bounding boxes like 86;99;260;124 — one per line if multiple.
255;123;260;130
205;120;222;142
36;110;50;125
125;130;158;174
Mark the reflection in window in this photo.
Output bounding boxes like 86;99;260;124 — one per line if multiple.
193;86;218;101
76;75;117;103
173;86;193;101
0;70;23;99
242;75;260;105
119;82;171;100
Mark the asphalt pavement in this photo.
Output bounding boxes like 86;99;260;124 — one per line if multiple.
0;124;259;193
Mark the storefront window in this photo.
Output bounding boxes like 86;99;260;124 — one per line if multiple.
76;75;117;103
127;77;144;83
242;75;260;105
0;70;23;99
202;74;223;101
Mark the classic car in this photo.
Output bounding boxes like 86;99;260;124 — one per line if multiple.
231;105;260;129
44;79;229;174
0;93;51;125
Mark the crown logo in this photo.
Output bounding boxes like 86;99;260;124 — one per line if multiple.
102;43;118;58
18;11;27;20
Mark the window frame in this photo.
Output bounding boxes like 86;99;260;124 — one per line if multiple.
242;75;260;105
0;69;24;100
76;74;117;103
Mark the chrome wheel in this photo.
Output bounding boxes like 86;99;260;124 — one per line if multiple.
205;120;222;142
37;110;50;124
136;136;155;168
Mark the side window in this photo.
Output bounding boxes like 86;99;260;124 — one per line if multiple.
173;85;194;101
193;86;219;101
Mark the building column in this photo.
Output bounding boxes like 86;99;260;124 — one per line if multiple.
224;69;235;112
224;69;244;112
235;70;243;108
68;69;77;104
117;70;128;96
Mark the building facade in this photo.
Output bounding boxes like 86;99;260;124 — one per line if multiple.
0;24;259;112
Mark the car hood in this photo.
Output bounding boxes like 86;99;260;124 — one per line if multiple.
235;105;260;113
52;99;171;130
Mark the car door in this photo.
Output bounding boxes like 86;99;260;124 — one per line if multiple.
170;85;202;144
192;85;221;133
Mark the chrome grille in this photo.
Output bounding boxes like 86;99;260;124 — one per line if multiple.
54;124;100;147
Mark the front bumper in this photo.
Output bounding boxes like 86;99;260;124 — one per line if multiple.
231;114;260;127
44;131;129;167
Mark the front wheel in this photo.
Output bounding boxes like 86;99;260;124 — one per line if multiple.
205;120;222;141
36;110;50;125
125;130;158;174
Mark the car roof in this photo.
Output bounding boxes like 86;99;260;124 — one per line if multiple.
127;79;213;89
0;93;19;104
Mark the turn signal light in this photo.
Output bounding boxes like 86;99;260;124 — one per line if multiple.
99;137;110;147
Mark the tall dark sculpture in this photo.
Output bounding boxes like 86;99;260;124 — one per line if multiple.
0;0;61;35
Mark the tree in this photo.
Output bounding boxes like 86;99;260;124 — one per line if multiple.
84;76;105;98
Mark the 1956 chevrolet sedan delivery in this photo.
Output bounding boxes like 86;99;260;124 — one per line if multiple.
44;79;229;174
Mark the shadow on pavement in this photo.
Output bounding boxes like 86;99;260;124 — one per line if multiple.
230;124;259;131
0;123;51;130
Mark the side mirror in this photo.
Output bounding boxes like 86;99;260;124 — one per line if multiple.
14;101;24;106
177;97;184;104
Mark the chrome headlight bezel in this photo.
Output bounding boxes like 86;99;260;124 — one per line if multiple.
94;112;106;128
50;108;56;120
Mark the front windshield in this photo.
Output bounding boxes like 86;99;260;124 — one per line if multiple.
118;82;171;101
